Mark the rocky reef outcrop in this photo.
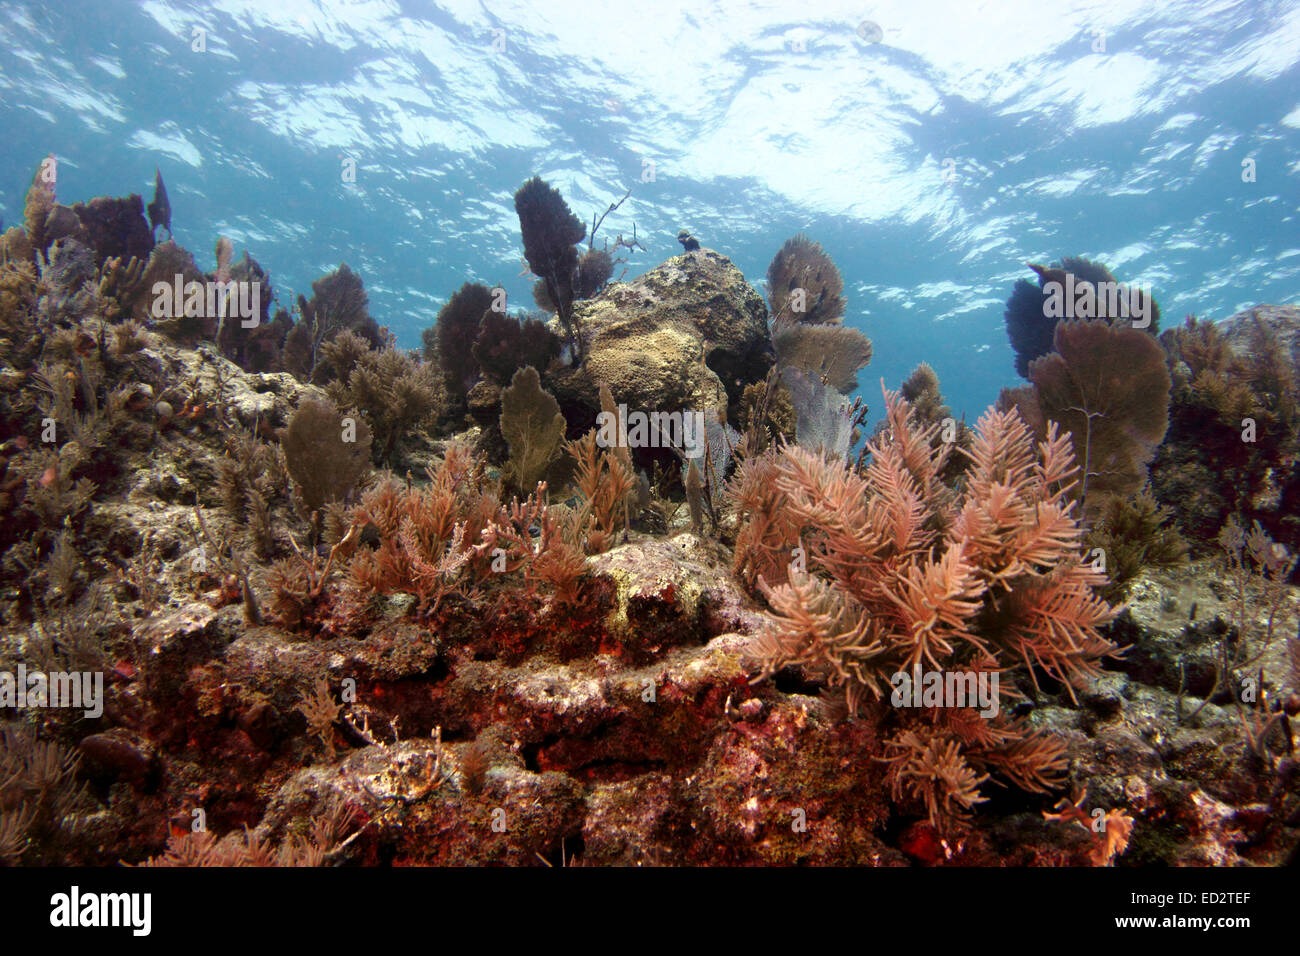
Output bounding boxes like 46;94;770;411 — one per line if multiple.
550;247;772;429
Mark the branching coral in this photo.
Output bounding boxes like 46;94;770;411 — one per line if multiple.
564;428;637;554
138;800;357;867
743;385;1119;827
346;443;585;616
135;240;208;341
214;251;289;372
1179;518;1296;737
22;155;57;264
215;426;292;559
0;253;41;367
1043;788;1134;866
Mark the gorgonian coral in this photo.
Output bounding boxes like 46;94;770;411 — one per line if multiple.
1004;318;1171;511
281;397;372;515
1004;257;1161;379
346;443;587;616
742;385;1119;827
283;263;383;382
433;282;496;400
514;176;585;351
498;365;566;496
765;233;846;325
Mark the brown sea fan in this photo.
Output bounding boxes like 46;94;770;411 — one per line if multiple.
1011;318;1171;509
765;233;846;325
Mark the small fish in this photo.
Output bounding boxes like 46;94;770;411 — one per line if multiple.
147;167;171;239
677;229;700;252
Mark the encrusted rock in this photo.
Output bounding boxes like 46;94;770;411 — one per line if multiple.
551;248;771;425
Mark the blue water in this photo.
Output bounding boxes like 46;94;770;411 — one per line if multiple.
2;0;1298;419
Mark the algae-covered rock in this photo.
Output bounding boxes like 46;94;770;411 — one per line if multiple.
551;248;772;427
1220;303;1300;368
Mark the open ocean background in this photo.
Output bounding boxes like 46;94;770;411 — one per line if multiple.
1;0;1297;419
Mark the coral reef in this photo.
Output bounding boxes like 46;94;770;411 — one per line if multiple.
0;163;1295;872
1150;308;1300;558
